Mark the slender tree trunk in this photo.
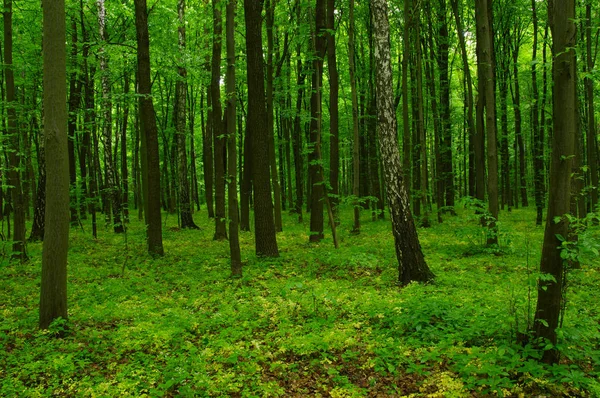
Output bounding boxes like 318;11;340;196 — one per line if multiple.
226;0;241;276
584;2;598;211
512;44;528;207
244;0;279;257
309;0;327;242
134;0;164;256
212;0;227;240
4;0;27;261
534;0;576;364
349;0;360;233
121;73;130;223
175;0;198;229
203;86;215;218
401;0;412;204
475;0;499;244
39;0;68;329
68;16;81;224
327;0;340;219
292;46;304;222
532;0;545;225
97;0;124;234
372;0;434;285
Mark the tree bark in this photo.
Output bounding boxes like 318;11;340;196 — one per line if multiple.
475;0;499;244
327;0;340;219
3;0;27;261
372;0;435;285
175;0;198;229
39;0;68;329
134;0;164;256
226;0;241;276
244;0;279;257
349;0;360;233
534;0;576;364
212;0;227;240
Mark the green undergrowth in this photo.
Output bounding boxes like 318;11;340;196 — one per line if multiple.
1;205;599;397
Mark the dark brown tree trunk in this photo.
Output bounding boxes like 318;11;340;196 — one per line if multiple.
308;0;327;242
212;0;227;241
30;112;45;242
534;0;576;364
372;0;434;285
401;0;412;204
240;112;253;231
475;0;499;244
39;0;68;329
175;0;198;229
134;0;164;256
226;0;241;276
244;0;279;257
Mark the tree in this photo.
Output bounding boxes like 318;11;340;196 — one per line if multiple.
226;0;241;276
4;0;28;261
244;0;279;257
212;0;227;241
533;0;577;365
39;0;68;329
97;0;124;234
134;0;164;257
475;0;499;244
349;0;360;234
175;0;199;230
327;0;340;219
372;0;435;285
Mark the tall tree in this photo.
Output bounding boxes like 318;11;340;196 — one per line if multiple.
134;0;164;256
327;0;340;219
349;0;360;233
244;0;279;257
175;0;198;229
39;0;68;329
372;0;435;285
226;0;241;276
4;0;27;261
212;0;227;240
308;0;327;242
531;0;545;225
534;0;577;365
97;0;124;233
475;0;499;244
584;1;598;211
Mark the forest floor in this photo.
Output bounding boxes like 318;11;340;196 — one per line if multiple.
1;203;599;397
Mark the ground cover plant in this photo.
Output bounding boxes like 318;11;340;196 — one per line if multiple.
1;206;599;397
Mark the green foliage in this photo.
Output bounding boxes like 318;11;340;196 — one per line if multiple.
1;206;599;396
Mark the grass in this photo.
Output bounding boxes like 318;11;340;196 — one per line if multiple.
1;204;599;397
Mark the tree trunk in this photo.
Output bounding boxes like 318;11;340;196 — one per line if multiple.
475;0;499;244
531;0;544;225
292;46;304;222
584;2;598;212
226;0;241;276
39;0;68;329
121;73;130;223
67;16;81;224
308;0;327;242
134;0;164;256
97;0;124;234
534;0;576;364
349;0;360;233
264;0;283;233
4;0;27;261
401;0;412;204
211;0;227;241
175;0;198;229
203;86;215;218
327;0;340;219
372;0;434;285
244;0;279;257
